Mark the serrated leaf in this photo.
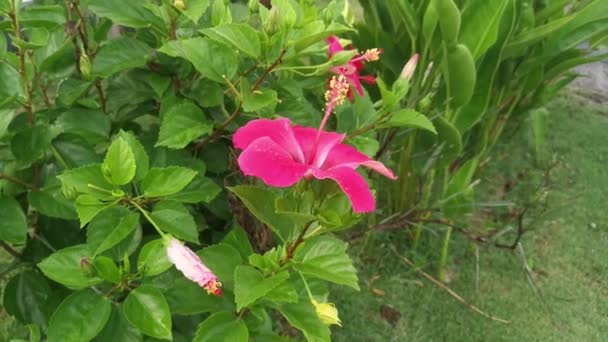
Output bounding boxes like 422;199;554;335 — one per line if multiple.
92;37;152;78
137;239;172;277
47;290;111;342
117;130;149;181
123;285;172;340
193;311;248;342
156;102;212;149
141;167;198;198
57;164;113;197
37;245;103;288
234;265;289;311
180;37;238;83
202;24;261;58
181;0;210;23
75;195;117;227
151;201;198;243
0;197;28;245
103;137;136;185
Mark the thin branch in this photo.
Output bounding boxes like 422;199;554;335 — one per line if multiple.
0;241;23;260
281;221;315;265
390;245;510;324
0;173;35;189
8;0;34;125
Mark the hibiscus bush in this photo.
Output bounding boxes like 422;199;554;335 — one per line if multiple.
0;0;605;341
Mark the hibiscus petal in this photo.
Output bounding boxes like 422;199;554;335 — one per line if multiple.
346;74;365;97
312;166;376;213
238;137;309;187
326;36;344;57
322;143;397;180
292;126;345;167
359;75;377;84
233;118;305;163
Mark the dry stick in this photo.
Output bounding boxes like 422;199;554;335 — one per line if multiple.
8;1;34;126
193;49;288;152
390;245;510;324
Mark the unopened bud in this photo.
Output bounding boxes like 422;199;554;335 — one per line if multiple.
79;54;91;81
264;7;279;35
400;53;419;81
173;0;186;10
80;258;96;277
248;0;259;13
312;299;342;327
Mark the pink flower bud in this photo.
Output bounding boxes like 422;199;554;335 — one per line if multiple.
165;238;222;296
400;54;419;81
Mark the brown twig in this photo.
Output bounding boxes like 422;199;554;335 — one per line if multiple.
390;245;510;324
0;241;23;260
281;221;315;265
193;49;288;151
0;173;35;189
8;0;34;126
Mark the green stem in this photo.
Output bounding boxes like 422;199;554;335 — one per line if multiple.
298;272;315;302
130;200;167;238
438;226;453;283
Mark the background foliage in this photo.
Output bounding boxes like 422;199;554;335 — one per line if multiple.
0;0;606;341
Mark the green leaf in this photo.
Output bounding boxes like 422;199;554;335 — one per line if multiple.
57;164;113;198
95;307;142;342
442;157;479;218
179;37;238;83
234;265;289;311
52;134;101;169
75;195;117;227
19;5;66;28
92;37;152;78
11;125;52;168
151;201;199;243
165;278;233;315
93;256;121;283
117;130;149;181
0;197;28;245
198;243;242;290
37;245;103;288
141;167;198;198
87;207;139;256
0;109;14;138
503;15;576;58
28;182;78;220
193;311;248;342
531;107;548;162
156;102;212;149
57;79;92;106
221;225;254;260
202;24;261;58
166;176;221;204
123;285;172;340
84;0;163;29
278;302;331;342
228;186;295;241
379;109;437;134
103;137;136;186
3;271;52;328
181;0;211;23
55;109;110;145
459;0;508;59
138;239;172;277
47;290;111;342
241;79;279;113
293;235;359;290
0;63;21;99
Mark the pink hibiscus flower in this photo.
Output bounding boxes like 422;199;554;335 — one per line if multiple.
166;238;222;296
327;36;381;99
233;117;396;213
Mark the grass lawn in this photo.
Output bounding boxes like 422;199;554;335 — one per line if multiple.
332;91;608;342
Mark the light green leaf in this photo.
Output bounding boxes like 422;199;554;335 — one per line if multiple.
221;225;254;260
123;285;172;340
87;207;139;256
278;302;330;342
151;201;198;243
57;164;113;198
166;176;221;204
193;311;248;342
459;0;508;59
117;130;150;181
92;37;152;78
156;102;212;149
47;290;111;342
234;265;289;311
181;0;210;23
198;243;242;290
93;256;121;283
103;137;136;186
180;37;238;83
37;245;103;288
75;195;117;227
84;0;163;29
202;24;261;58
241;79;278;113
0;197;28;245
141;167;198;198
380;109;437;134
138;239;172;277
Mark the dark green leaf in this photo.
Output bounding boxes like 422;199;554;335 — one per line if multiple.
93;256;121;283
234;265;289;311
193;311;248;342
156;102;212;149
37;245;103;288
151;201;198;243
87;207;139;256
166;176;221;204
165;278;233;315
92;37;152;78
95;307;142;342
138;239;172;277
28;181;78;220
11;125;52;168
84;0;163;29
57;79;92;106
54;109;110;145
379;109;437;134
0;196;28;244
52;134;101;169
47;290;111;342
3;271;51;328
141;167;198;198
278;302;330;342
123;285;172;340
221;225;254;260
103;137;136;186
198;243;242;290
